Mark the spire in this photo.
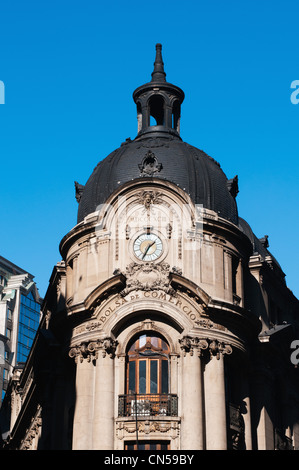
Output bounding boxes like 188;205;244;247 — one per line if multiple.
151;43;166;82
133;43;184;138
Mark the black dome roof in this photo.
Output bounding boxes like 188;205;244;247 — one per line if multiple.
76;44;238;226
77;134;238;225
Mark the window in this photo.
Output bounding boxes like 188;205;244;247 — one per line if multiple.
126;334;169;395
125;440;170;450
6;308;12;320
17;292;41;363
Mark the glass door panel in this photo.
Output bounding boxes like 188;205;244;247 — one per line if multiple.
128;361;136;393
161;359;168;394
150;360;158;393
138;360;146;394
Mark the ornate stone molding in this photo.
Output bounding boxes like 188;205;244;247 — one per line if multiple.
135;189;163;210
194;318;226;331
208;339;233;360
179;336;209;357
69;337;118;362
116;418;180;440
120;262;176;297
138;151;163;177
179;336;233;359
20;405;42;450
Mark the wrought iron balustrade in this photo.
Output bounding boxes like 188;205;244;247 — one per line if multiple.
118;394;178;417
228;403;245;450
275;429;293;450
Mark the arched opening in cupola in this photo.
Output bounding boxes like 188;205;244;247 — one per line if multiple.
148;94;165;126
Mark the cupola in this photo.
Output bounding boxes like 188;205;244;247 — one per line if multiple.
133;44;185;138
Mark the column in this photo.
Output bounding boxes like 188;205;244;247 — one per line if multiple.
239;372;252;450
204;340;232;450
179;336;208;450
92;338;117;450
69;344;96;450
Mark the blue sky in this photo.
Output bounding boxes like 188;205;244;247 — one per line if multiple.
0;0;298;299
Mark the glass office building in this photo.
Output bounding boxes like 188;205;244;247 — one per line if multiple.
0;256;42;404
18;292;41;363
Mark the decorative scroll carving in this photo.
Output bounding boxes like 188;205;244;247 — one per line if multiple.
179;336;209;357
69;337;118;362
20;405;42;450
208;339;233;360
116;418;180;440
120;262;176;297
138;150;163;177
194;318;225;331
179;336;233;359
135;189;163;210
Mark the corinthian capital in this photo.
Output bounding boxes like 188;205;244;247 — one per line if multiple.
69;337;118;362
208;340;233;360
179;336;209;356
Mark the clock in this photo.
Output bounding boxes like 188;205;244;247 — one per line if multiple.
133;233;163;261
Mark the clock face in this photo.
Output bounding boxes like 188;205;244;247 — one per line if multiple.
133;233;163;261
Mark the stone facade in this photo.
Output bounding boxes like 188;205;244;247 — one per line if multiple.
1;44;299;451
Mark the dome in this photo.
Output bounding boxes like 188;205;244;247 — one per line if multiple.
77;134;238;225
76;44;239;226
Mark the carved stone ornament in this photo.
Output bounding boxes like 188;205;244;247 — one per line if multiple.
69;337;118;362
116;418;180;440
227;175;239;199
20;405;42;450
208;339;233;360
138;150;163;176
74;181;85;203
135;189;163;210
179;336;233;359
179;336;209;357
120;262;176;297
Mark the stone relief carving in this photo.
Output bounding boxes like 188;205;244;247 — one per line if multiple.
135;189;163;210
20;405;42;450
138;150;163;177
179;336;232;360
208;339;233;360
194;318;225;331
116;418;180;440
74;181;85;203
179;336;209;356
120;262;176;297
69;337;118;362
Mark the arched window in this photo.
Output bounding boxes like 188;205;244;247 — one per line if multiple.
148;95;165;126
126;333;170;395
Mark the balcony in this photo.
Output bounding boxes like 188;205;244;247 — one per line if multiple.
275;429;293;450
118;394;178;418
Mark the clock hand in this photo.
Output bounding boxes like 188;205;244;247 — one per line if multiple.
142;240;155;259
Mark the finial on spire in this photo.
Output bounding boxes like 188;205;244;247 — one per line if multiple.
151;43;166;82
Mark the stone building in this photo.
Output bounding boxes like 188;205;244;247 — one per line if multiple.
1;44;299;451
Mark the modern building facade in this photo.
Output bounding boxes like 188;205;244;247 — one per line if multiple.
0;256;42;403
1;44;299;451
